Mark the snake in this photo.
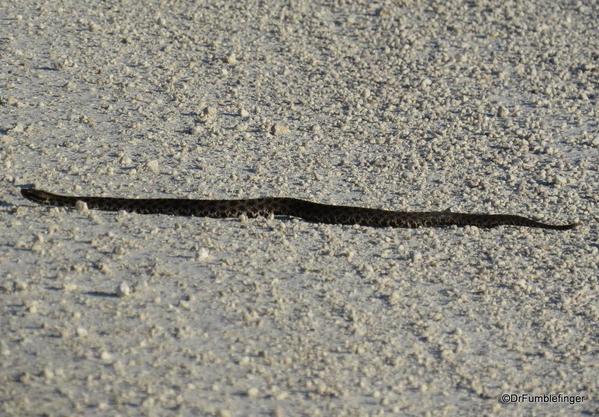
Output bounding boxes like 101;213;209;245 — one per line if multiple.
20;188;576;230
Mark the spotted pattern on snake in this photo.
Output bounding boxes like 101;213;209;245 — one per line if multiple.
20;188;577;230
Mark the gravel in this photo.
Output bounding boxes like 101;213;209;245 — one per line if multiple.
0;1;597;416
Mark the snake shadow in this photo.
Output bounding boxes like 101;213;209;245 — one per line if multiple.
84;290;120;298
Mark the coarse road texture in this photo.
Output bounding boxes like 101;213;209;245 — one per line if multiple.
0;1;597;417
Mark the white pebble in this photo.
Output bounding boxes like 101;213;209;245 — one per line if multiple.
119;155;132;165
116;282;131;297
225;53;237;64
75;200;89;212
100;351;113;362
196;247;211;261
146;159;160;174
270;123;289;135
26;300;38;313
412;252;423;262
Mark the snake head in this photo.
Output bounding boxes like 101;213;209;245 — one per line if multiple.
21;188;56;205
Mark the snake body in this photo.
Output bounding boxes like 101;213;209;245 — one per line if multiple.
20;188;576;230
